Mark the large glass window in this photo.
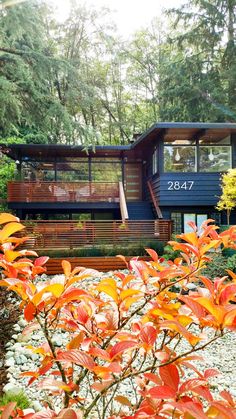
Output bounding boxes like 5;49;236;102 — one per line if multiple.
56;161;88;181
199;146;231;172
91;160;122;182
164;146;196;172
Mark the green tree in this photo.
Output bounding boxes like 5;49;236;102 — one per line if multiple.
216;169;236;224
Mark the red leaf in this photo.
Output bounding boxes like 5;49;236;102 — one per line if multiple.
140;325;157;348
179;295;206;318
149;385;176;399
220;390;235;406
159;364;179;392
34;256;49;267
220;284;236;305
24;302;36;322
210;401;236;419
89;347;111;361
144;373;162;385
30;410;57;418
180;401;207;419
56;350;95;370
109;340;137;360
193;385;213;402
145;248;158;261
204;368;220;379
57;408;83;419
2;402;17;419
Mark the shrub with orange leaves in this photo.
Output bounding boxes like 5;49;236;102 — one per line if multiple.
1;213;236;418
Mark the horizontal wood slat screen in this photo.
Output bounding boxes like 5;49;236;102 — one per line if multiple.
45;256;151;274
21;220;173;250
8;181;119;203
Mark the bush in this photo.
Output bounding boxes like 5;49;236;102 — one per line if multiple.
1;214;236;418
0;393;30;410
37;240;165;259
202;253;228;279
226;253;236;273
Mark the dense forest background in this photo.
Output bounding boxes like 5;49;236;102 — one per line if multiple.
0;0;236;146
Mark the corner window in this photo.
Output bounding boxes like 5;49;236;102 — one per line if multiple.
199;146;231;172
164;146;196;172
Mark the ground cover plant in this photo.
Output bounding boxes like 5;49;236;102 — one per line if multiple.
0;213;236;418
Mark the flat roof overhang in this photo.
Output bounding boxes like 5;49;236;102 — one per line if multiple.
2;122;236;160
132;122;236;150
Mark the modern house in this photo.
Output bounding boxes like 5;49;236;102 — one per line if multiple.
1;122;236;249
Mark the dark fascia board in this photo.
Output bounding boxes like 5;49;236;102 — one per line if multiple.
0;143;131;160
130;122;236;148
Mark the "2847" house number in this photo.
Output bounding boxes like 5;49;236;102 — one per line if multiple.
167;181;194;190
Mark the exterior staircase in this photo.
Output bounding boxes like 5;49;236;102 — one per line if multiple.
127;201;155;220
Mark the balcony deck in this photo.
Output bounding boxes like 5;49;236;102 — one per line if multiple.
8;181;119;203
22;219;173;250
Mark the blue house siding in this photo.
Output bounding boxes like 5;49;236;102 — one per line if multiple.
151;173;221;207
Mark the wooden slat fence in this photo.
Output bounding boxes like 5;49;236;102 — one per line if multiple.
45;256;151;274
8;181;119;203
22;220;173;250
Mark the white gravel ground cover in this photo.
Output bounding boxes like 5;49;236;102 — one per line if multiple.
2;272;236;415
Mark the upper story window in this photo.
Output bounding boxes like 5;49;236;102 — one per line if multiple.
152;146;158;175
199;136;231;172
164;139;197;172
163;135;231;173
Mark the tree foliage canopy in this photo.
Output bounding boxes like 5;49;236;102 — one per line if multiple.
0;0;236;145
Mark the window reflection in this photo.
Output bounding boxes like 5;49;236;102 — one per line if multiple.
199;146;231;172
164;146;196;172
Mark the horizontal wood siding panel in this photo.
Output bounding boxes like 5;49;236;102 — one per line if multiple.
151;173;221;206
45;256;151;274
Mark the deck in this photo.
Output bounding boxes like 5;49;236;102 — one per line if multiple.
8;181;119;203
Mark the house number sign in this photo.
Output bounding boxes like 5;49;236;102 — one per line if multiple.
167;181;194;190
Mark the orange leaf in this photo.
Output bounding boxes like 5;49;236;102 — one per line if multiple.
179;295;206;318
145;248;158;261
160;320;201;346
97;279;118;303
115;395;132;407
140;325;157;349
109;340;137;360
196;297;225;324
67;332;85;350
0;222;25;242
120;289;142;301
62;260;71;277
0;213;19;224
31;284;64;306
1;402;17;419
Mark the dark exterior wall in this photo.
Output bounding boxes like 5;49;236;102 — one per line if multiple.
151;173;221;206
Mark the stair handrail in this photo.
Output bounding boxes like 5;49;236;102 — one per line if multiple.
119;181;129;222
147;180;163;219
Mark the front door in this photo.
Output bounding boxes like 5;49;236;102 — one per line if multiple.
124;163;142;201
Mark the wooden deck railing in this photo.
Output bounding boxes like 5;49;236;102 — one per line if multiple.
147;180;163;218
119;181;129;221
22;219;173;250
8;181;120;203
